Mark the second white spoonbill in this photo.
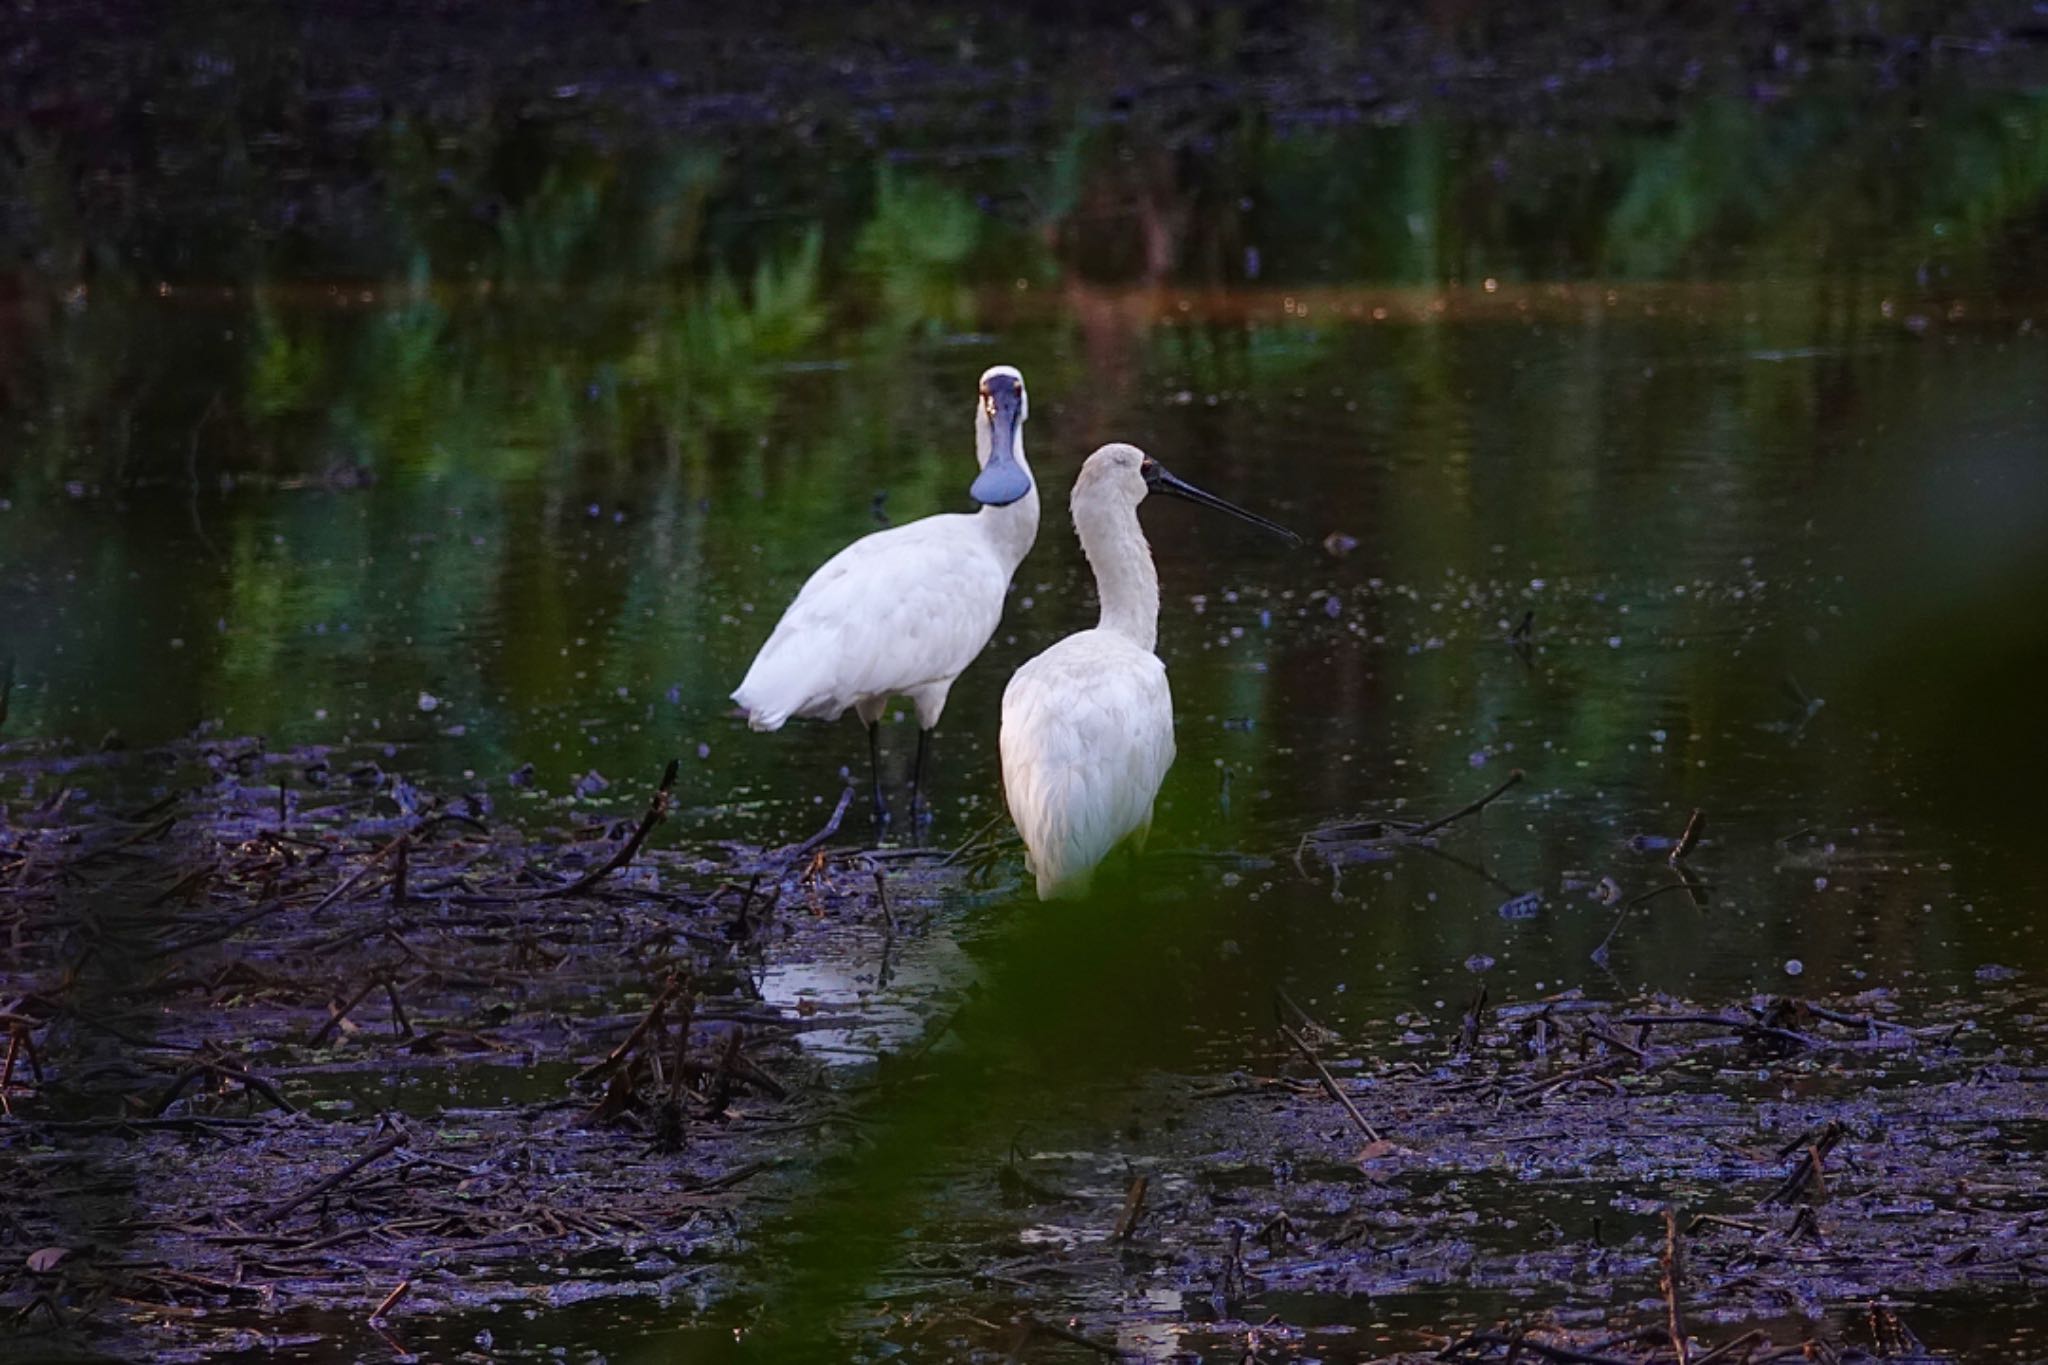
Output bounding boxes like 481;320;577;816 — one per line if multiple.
733;366;1039;827
999;443;1298;899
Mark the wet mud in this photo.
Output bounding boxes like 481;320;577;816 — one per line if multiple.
0;736;918;1358
5;738;2044;1361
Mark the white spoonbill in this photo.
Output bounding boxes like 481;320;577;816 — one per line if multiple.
999;443;1298;899
733;366;1039;827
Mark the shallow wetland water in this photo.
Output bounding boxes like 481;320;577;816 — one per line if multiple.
5;5;2048;1361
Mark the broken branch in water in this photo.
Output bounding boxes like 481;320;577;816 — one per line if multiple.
1310;769;1525;845
151;1051;299;1117
783;785;855;867
537;758;680;899
1670;808;1705;865
1438;1330;1637;1365
940;810;1010;867
1762;1121;1844;1208
309;977;384;1048
254;1134;405;1227
1405;769;1525;839
1005;1315;1132;1361
573;976;684;1087
1662;1204;1692;1365
369;1278;411;1322
1111;1173;1148;1241
1280;1023;1382;1143
1590;880;1711;964
1274;984;1339;1045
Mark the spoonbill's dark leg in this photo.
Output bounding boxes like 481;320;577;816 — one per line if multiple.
908;728;933;831
867;721;892;828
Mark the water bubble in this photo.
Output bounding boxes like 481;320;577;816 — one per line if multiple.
1784;959;1804;977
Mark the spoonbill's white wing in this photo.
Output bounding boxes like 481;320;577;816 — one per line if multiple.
999;630;1176;899
733;514;1010;732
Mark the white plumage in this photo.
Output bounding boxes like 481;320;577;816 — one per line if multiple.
1000;442;1296;899
733;516;1021;732
1000;632;1175;900
733;366;1038;823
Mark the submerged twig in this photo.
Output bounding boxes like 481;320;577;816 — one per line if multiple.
1312;769;1524;845
1280;1023;1381;1143
1406;769;1526;840
254;1134;405;1227
784;786;855;866
574;977;684;1087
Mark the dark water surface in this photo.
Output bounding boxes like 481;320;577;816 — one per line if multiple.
5;6;2048;1359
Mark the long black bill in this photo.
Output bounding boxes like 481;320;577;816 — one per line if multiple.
969;377;1032;507
1142;458;1303;544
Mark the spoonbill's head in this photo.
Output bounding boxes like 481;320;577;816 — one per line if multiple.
970;365;1033;507
1076;443;1303;544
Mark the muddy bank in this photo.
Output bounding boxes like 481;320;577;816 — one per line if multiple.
3;736;2045;1361
0;735;952;1359
888;991;2048;1362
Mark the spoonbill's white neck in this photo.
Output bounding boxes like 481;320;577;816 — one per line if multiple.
1072;486;1159;652
974;420;1040;570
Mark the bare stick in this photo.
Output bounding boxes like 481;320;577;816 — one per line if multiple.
1591;881;1710;962
1662;1205;1692;1365
1275;985;1338;1044
254;1134;404;1227
872;867;897;934
382;977;413;1038
1112;1174;1149;1241
310;978;383;1047
308;832;412;915
784;786;855;865
1014;1316;1133;1360
537;758;680;899
1406;769;1525;840
1437;1332;1635;1365
370;1278;411;1321
152;1055;298;1117
1280;1024;1381;1142
388;835;409;905
573;978;681;1086
666;984;696;1107
1616;1012;1818;1052
1694;1328;1767;1365
940;810;1009;867
202;1058;300;1115
1670;809;1706;865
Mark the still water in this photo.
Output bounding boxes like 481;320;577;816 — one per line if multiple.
4;23;2048;1357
